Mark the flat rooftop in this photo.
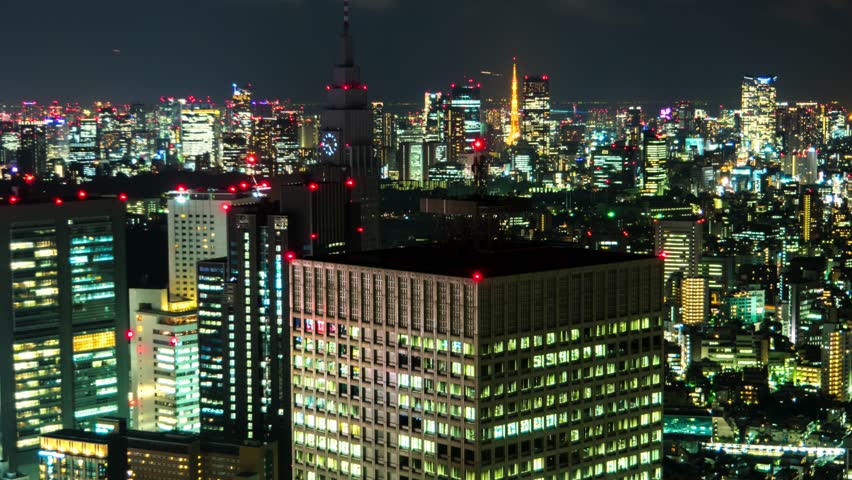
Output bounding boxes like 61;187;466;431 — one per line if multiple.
307;244;654;278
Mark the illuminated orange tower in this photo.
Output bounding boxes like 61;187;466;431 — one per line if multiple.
509;57;521;145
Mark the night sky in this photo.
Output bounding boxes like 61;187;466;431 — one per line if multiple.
1;0;850;108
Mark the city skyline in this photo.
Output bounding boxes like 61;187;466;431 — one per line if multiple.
0;0;850;106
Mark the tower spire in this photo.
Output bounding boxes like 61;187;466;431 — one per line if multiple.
509;57;521;145
343;0;350;34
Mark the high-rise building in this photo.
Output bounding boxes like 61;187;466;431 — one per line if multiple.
166;190;235;301
319;0;380;250
423;92;445;142
229;83;253;139
642;136;667;196
654;219;704;291
0;197;129;473
681;277;708;325
197;202;290;466
741;76;778;153
522;75;551;156
821;323;852;402
68;118;99;178
800;188;821;244
290;245;664;480
179;104;221;171
129;289;200;433
776;102;821;154
17;121;48;176
447;80;482;161
273;175;361;257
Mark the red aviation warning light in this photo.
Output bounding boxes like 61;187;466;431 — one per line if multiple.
472;271;483;282
170;337;179;346
246;154;258;165
239;181;250;190
24;174;34;184
177;185;187;193
118;193;128;202
310;233;318;240
473;138;485;152
345;178;355;188
221;204;231;213
77;189;87;200
307;182;319;191
8;195;19;205
125;329;134;341
356;226;365;233
228;185;237;193
285;251;296;262
54;197;63;206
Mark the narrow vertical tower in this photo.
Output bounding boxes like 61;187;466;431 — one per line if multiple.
319;0;380;250
509;57;521;145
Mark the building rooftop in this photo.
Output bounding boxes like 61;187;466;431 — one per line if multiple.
307;244;655;278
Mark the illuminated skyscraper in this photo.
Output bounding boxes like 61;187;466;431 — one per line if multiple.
642;136;668;196
129;289;199;433
229;83;253;139
508;58;521;145
423;92;445;142
522;75;551;156
447;80;482;160
800;188;820;244
68;118;99;178
371;101;395;172
681;277;709;325
654;219;703;290
741;76;778;153
0;198;129;473
290;246;664;480
179;104;221;171
319;0;380;250
821;323;852;402
17;121;47;176
167;190;235;301
196;201;290;466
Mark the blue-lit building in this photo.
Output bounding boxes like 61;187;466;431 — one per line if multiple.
0;197;129;475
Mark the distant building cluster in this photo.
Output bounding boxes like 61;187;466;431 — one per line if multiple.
2;1;852;480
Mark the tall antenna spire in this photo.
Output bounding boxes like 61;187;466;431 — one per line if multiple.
343;0;350;34
509;57;521;146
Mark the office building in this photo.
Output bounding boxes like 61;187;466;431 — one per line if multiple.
0;197;129;473
821;323;852;402
39;427;127;480
272;174;361;257
129;289;200;433
447;80;482;161
319;0;380;250
197;202;290;467
423;92;445;143
681;277;708;326
290;245;664;480
741;76;778;153
642;137;667;196
725;289;766;324
180;105;221;171
37;418;278;480
167;190;234;301
522;75;551;156
229;83;253;140
18;121;48;176
654;219;704;290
